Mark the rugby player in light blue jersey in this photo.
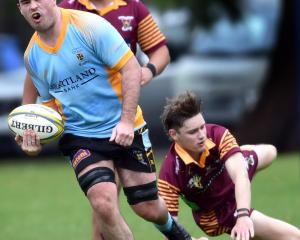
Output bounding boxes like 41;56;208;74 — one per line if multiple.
16;0;201;239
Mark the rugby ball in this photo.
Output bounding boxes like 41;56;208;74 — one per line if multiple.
7;104;64;144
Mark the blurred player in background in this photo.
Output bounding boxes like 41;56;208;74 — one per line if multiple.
15;0;201;239
158;91;300;240
20;1;170;239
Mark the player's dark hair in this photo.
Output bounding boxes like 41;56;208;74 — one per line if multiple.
161;91;202;133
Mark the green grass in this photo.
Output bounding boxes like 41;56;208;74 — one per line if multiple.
0;153;299;239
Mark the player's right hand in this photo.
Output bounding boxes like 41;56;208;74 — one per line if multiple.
230;216;254;240
15;129;42;156
109;121;134;147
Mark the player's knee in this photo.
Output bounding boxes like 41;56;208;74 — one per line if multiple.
261;144;277;166
131;198;164;222
254;144;277;170
91;196;116;223
88;186;118;223
77;167;115;195
267;144;277;161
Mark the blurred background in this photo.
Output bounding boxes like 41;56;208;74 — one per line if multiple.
0;0;299;156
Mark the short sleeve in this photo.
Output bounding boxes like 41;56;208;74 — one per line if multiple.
89;16;134;71
135;1;167;54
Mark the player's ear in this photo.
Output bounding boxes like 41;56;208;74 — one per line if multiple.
168;129;177;141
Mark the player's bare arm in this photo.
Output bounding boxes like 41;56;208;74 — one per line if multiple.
141;45;170;86
225;152;254;240
22;72;38;104
109;55;141;146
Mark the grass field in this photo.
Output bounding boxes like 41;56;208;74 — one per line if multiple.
0;152;299;240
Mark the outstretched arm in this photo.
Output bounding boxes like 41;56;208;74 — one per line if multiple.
225;152;254;240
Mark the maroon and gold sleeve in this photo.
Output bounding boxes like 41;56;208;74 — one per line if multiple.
218;129;241;161
136;1;166;54
158;179;180;216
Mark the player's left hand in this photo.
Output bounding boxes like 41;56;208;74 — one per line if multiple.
16;129;42;156
109;121;134;147
230;216;254;240
141;66;154;86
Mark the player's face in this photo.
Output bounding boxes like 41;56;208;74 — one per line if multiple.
170;113;207;155
18;0;57;32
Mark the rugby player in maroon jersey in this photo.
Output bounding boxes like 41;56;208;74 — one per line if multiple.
159;91;300;240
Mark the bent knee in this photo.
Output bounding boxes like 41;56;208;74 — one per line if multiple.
131;199;165;222
88;183;118;211
258;144;277;169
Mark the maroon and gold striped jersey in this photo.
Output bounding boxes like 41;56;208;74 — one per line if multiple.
59;0;166;54
158;124;242;216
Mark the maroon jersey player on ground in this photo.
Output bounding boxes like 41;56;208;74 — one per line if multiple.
158;91;300;240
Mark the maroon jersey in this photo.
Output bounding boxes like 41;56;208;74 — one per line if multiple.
158;124;258;236
59;0;166;54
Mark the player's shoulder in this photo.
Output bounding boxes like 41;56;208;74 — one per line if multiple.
126;0;147;8
58;0;79;8
63;8;107;26
127;0;142;5
24;33;39;56
205;123;228;141
206;123;227;134
162;144;177;166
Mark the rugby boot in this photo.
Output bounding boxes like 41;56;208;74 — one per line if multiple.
162;219;192;240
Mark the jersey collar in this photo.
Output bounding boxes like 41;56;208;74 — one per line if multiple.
35;8;69;54
175;139;216;168
78;0;127;16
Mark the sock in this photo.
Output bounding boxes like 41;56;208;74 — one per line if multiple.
154;212;173;232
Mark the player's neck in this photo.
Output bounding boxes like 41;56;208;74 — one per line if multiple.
38;9;62;47
89;0;114;9
189;151;201;162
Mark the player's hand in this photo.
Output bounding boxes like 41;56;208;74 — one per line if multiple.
230;216;254;240
15;129;42;156
141;66;154;86
109;121;134;147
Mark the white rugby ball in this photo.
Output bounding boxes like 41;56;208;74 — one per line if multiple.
7;104;64;144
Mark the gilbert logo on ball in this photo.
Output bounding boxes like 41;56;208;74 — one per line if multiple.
7;104;64;144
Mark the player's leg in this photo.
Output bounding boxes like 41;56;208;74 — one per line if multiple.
79;160;133;240
92;170;121;240
250;210;300;240
116;126;193;239
92;211;104;240
59;134;133;240
119;169;193;239
240;144;277;171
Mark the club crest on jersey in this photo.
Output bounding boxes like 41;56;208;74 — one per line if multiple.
72;47;88;66
76;53;84;61
187;175;203;189
118;16;134;31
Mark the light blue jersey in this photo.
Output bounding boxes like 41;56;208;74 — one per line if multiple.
24;8;144;138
